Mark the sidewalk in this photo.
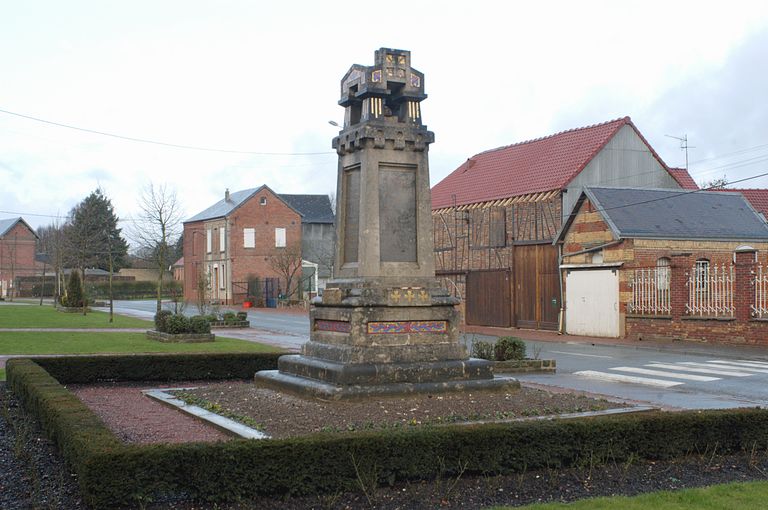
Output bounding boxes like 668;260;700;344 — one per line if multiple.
462;324;768;361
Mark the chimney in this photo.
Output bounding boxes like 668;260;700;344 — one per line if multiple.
225;188;230;202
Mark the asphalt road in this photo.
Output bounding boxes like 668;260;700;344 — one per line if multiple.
107;300;768;410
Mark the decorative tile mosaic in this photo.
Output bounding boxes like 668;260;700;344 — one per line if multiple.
367;320;447;334
315;320;352;333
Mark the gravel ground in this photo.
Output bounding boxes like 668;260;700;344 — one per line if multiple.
174;381;628;439
3;380;768;509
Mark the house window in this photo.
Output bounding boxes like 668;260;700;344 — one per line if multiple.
275;227;286;248
656;257;671;290
206;229;212;253
220;262;226;290
694;258;710;291
260;196;267;206
243;228;255;248
219;227;226;253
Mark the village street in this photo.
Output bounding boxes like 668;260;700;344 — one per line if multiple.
106;300;768;411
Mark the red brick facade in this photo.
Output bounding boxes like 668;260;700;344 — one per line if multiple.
183;188;302;304
0;219;38;299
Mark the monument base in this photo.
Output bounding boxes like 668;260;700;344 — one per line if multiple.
253;277;521;400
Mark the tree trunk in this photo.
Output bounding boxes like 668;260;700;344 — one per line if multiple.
108;255;114;323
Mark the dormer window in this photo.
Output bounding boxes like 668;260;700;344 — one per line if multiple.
259;196;267;206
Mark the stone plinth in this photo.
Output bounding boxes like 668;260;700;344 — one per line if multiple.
255;278;519;399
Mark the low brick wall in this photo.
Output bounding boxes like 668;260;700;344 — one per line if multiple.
626;316;768;345
493;359;556;373
209;320;250;329
145;330;215;343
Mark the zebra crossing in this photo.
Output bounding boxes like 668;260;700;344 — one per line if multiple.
574;359;768;388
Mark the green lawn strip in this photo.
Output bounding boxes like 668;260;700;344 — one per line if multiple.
0;305;152;329
0;368;5;381
502;481;768;510
0;331;277;354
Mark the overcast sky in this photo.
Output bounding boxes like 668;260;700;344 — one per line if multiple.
2;1;767;234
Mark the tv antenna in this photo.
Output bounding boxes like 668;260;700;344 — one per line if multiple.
665;134;696;171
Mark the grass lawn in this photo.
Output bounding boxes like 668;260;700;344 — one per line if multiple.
506;481;768;510
0;331;278;355
0;368;4;381
0;304;152;329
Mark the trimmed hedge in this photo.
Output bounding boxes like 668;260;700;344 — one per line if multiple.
7;355;768;509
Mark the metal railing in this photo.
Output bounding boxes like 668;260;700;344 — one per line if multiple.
752;265;768;318
686;264;734;317
628;268;671;315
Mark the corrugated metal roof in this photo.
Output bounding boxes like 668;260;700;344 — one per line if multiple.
585;187;768;241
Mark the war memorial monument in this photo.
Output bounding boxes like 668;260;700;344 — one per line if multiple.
256;48;518;398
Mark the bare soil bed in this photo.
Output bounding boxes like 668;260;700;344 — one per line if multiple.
174;380;628;439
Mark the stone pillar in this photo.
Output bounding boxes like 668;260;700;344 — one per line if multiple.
733;247;757;322
255;49;518;399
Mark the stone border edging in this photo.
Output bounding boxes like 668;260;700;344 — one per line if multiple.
458;404;658;428
143;388;268;440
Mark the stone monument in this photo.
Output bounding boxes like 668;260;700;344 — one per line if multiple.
256;48;518;398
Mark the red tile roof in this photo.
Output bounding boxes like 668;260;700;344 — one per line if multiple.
668;167;699;190
719;189;768;218
431;117;672;209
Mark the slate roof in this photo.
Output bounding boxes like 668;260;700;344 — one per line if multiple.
279;194;335;224
557;187;768;243
0;217;37;238
185;186;334;224
667;167;699;190
431;117;673;209
719;189;768;219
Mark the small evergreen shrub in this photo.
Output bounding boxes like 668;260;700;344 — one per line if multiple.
494;336;526;361
189;315;212;334
222;311;237;323
471;341;495;360
204;314;218;323
62;270;87;307
154;310;173;333
165;314;190;334
236;311;248;321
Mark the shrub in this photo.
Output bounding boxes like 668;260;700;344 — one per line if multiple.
189;315;211;334
222;311;237;323
154;310;173;333
204;314;218;323
236;311;248;321
165;314;190;334
471;341;495;360
62;270;86;307
494;336;526;361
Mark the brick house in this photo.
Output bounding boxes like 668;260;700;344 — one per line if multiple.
431;116;696;330
555;187;768;344
0;217;38;299
183;186;333;305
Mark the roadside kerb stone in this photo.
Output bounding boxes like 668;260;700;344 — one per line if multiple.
143;388;268;440
146;330;215;343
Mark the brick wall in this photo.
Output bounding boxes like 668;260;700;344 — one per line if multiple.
183;189;302;304
0;221;38;298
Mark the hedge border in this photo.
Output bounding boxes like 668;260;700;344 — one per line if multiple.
7;354;768;509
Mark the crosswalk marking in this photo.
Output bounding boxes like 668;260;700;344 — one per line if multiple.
574;370;683;388
609;366;719;382
682;362;768;374
735;359;768;367
645;363;753;377
708;360;768;371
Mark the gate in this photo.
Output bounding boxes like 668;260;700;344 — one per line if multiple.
465;270;512;327
514;243;559;330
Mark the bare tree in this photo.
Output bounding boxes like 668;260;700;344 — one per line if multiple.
701;175;728;190
37;221;66;305
131;183;183;314
268;246;303;300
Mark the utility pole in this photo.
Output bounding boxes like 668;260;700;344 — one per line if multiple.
665;134;696;171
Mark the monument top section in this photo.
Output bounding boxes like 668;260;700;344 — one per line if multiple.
338;48;427;129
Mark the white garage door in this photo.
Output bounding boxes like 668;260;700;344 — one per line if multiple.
565;269;620;337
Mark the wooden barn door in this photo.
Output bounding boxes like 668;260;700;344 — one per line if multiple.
514;244;560;330
465;270;512;327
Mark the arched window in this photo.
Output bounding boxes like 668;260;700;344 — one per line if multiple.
656;257;671;290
